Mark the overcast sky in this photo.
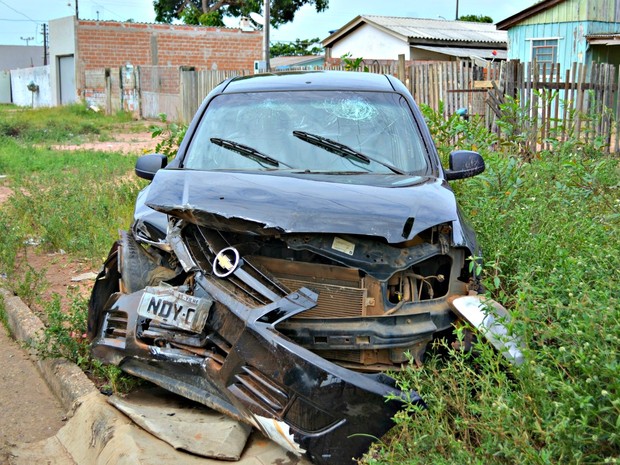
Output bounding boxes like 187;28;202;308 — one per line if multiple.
0;0;537;47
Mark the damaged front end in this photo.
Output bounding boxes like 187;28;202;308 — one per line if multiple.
88;171;517;465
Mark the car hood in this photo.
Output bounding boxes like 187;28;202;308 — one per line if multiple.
144;169;463;244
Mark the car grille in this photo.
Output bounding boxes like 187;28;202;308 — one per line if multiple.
278;278;366;318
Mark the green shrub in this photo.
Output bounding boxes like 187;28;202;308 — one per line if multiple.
150;113;187;158
419;102;498;166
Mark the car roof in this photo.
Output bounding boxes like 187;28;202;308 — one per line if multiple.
221;70;397;93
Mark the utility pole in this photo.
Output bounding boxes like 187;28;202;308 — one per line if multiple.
455;0;459;20
263;0;270;72
20;36;34;46
41;24;48;65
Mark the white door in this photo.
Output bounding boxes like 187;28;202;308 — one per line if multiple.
58;55;76;104
0;71;11;103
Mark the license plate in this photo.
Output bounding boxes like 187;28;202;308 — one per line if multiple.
137;286;212;333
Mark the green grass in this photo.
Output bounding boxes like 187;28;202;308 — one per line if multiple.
0;104;145;279
0;103;134;144
0;295;9;334
0;138;143;274
363;106;620;465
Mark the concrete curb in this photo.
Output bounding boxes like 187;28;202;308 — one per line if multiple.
0;287;97;411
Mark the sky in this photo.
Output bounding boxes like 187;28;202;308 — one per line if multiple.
0;0;538;47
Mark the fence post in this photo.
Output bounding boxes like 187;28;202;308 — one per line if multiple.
180;66;197;124
136;66;142;120
397;54;406;83
105;68;112;115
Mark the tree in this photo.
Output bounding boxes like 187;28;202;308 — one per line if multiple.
270;38;322;57
458;14;493;23
154;0;329;27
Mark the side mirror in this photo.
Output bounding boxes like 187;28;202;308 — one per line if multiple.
135;154;168;180
445;150;485;180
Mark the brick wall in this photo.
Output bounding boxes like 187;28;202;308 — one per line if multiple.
76;20;262;71
75;20;261;114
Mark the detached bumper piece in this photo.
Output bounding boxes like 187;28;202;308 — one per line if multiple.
91;251;420;465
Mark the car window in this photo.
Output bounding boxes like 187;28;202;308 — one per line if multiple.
183;91;430;174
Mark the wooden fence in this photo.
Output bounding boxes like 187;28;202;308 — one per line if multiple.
490;60;619;153
179;68;252;122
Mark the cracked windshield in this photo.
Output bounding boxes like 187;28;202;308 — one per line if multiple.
184;91;430;174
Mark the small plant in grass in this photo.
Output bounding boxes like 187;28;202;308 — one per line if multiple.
13;263;48;309
34;292;91;367
150;113;187;158
0;295;9;333
34;291;139;394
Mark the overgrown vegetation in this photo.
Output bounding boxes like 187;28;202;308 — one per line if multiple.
363;103;620;464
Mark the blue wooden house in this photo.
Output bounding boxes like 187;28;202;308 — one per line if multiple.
497;0;620;72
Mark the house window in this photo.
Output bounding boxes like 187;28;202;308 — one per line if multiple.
532;39;558;73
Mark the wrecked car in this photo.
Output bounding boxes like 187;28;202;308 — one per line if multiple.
88;71;521;464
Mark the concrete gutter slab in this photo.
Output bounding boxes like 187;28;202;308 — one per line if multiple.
10;391;309;465
108;387;251;460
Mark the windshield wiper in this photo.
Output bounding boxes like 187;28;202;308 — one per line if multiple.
292;130;406;175
210;138;293;169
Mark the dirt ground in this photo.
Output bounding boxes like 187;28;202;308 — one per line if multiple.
0;124;157;458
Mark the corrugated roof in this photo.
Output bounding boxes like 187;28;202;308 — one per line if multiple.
362;15;507;44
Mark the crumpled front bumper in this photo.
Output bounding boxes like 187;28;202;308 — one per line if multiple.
91;271;421;465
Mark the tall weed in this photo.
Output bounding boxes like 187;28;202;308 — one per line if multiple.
34;291;140;394
150;113;187;158
419;102;497;165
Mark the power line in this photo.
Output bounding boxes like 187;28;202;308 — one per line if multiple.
0;18;45;22
0;0;38;23
89;2;125;20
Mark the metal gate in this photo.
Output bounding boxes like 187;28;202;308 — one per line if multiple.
58;55;76;105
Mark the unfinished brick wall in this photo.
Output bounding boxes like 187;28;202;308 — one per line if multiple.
75;20;261;116
75;20;261;81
